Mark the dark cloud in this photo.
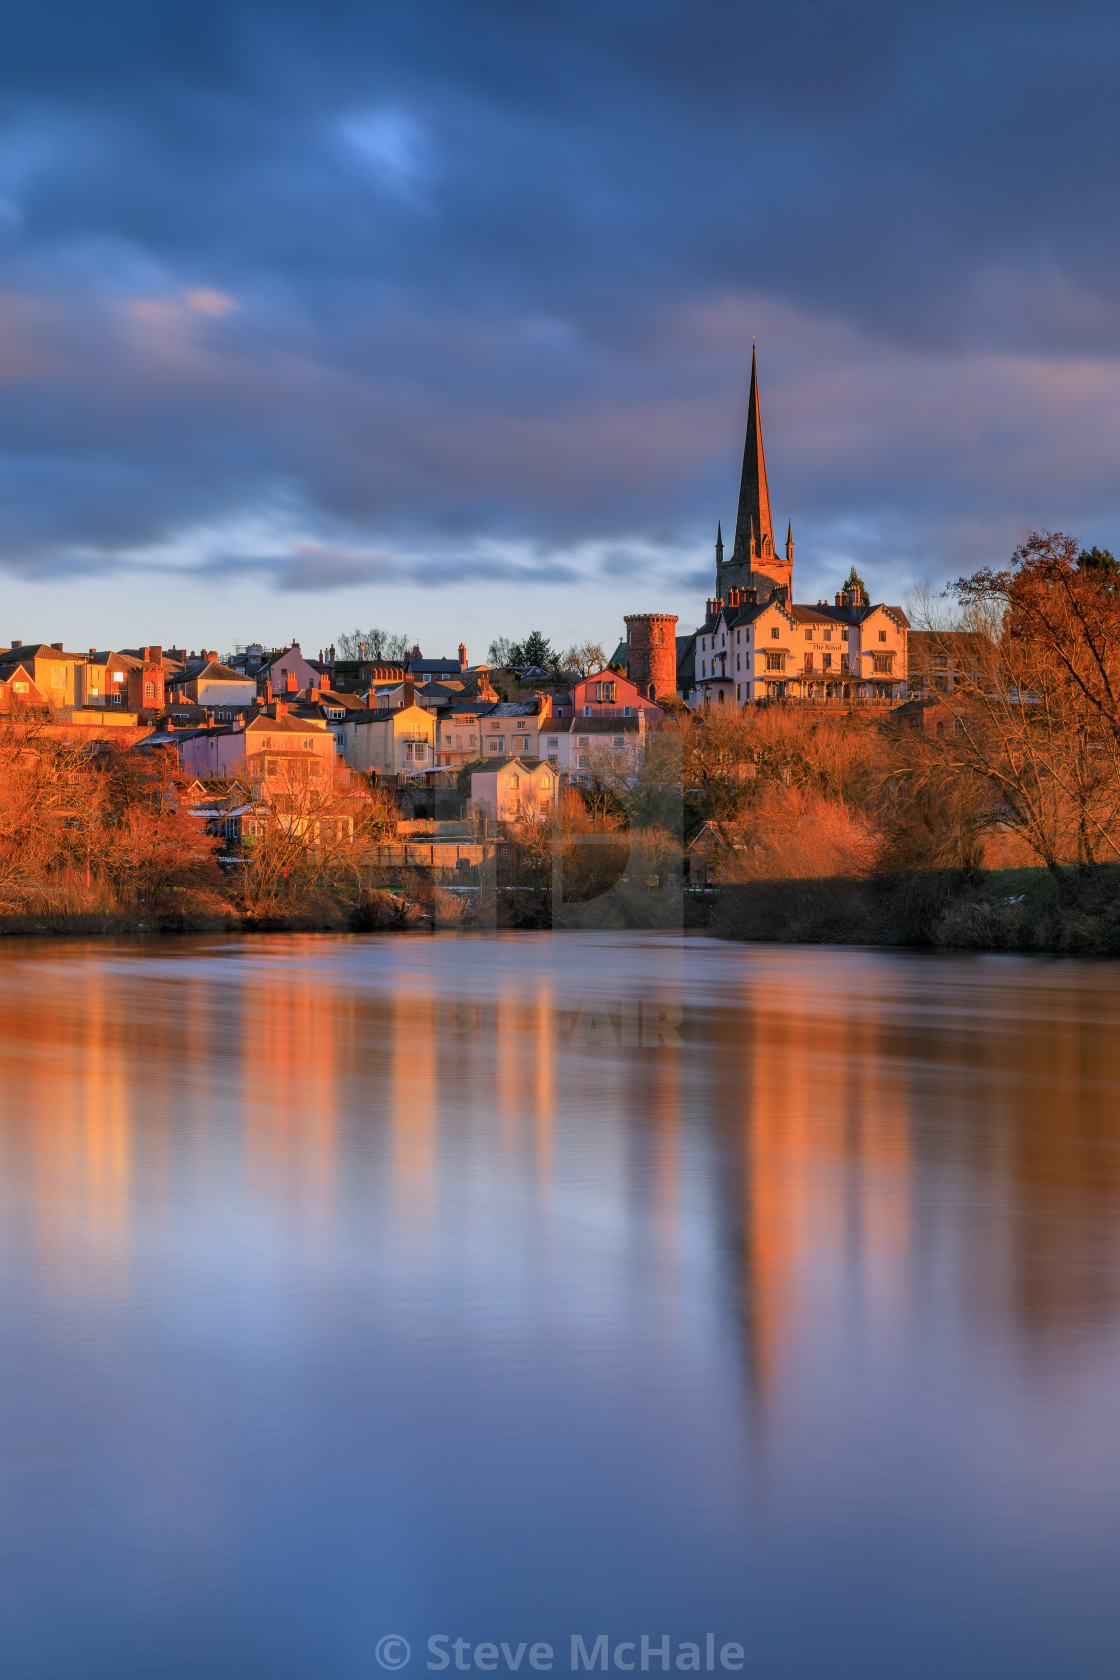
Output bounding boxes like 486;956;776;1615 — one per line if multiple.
0;0;1119;608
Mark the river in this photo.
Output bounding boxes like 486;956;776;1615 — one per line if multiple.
0;932;1118;1679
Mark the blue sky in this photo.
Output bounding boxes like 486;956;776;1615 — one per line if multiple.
1;0;1118;656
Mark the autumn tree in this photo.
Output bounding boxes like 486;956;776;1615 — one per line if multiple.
944;530;1120;876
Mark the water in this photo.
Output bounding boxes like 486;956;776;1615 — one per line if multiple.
0;932;1118;1680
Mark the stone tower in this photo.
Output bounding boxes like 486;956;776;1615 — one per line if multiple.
715;348;793;602
624;613;679;701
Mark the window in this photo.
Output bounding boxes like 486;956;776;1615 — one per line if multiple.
804;653;813;671
766;651;784;672
701;660;706;677
51;666;65;687
824;628;832;642
578;735;589;747
541;775;551;789
842;629;849;642
804;628;812;641
736;630;741;643
823;653;832;670
736;683;741;699
547;736;558;748
487;737;503;753
405;741;429;762
770;627;780;640
514;736;528;751
509;773;519;788
613;736;624;748
302;738;314;750
879;630;887;643
583;705;592;717
736;654;740;670
112;670;123;682
623;706;631;717
577;754;589;769
872;653;894;675
547;754;557;765
840;656;849;674
144;681;155;699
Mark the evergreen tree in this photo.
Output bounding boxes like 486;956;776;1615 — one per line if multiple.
842;565;870;605
1078;546;1119;576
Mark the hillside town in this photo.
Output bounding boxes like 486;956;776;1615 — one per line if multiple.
1;353;1116;951
0;354;934;824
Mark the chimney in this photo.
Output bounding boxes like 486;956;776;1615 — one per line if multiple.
265;677;273;702
142;645;150;662
275;699;287;719
89;646;96;655
51;641;63;651
149;645;162;665
402;676;415;708
286;669;297;694
458;642;468;671
10;640;20;648
537;691;552;721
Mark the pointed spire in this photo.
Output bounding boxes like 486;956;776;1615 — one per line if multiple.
786;519;794;564
732;346;775;566
715;520;724;564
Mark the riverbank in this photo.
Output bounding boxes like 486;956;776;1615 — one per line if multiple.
709;864;1120;955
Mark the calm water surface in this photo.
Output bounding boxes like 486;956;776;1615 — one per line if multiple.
1;932;1119;1680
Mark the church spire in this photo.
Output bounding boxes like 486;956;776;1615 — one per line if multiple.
732;347;775;565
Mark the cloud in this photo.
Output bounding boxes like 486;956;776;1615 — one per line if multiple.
0;0;1118;631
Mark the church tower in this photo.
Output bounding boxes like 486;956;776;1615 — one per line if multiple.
715;348;793;602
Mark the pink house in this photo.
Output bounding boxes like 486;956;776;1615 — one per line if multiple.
176;708;337;801
554;669;665;721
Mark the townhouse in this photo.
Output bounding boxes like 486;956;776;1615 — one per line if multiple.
692;585;908;705
469;757;559;822
331;697;436;779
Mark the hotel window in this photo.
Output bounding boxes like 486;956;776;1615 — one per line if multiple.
766;651;784;672
840;656;849;674
804;628;812;641
879;630;887;642
872;653;894;675
770;627;779;639
823;653;832;670
804;653;813;671
842;629;849;641
824;628;832;642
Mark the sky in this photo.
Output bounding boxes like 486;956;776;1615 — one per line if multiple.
1;0;1119;658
